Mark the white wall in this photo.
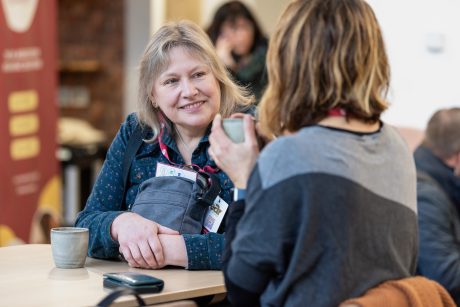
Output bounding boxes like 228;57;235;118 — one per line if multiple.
123;0;151;117
367;0;460;128
125;1;460;129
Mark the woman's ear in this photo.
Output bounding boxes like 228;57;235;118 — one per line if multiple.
151;95;158;109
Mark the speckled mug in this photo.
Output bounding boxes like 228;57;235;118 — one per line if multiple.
51;227;89;269
222;118;245;143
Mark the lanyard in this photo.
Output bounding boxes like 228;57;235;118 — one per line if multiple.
157;127;218;174
327;107;346;117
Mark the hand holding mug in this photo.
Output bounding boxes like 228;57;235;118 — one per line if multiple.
209;114;259;189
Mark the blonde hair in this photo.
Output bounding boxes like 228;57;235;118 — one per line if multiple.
137;20;253;140
259;0;389;137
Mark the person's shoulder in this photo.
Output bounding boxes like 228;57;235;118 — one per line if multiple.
124;112;141;129
383;124;413;151
258;134;298;161
121;112;150;137
258;127;324;164
255;130;320;188
416;172;444;196
416;172;451;208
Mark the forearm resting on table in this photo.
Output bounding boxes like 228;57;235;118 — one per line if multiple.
159;234;188;268
110;213;187;267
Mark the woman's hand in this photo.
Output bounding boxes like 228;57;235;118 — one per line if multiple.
110;212;179;269
216;36;236;69
209;114;259;189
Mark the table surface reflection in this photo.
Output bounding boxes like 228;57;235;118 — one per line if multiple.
0;244;225;307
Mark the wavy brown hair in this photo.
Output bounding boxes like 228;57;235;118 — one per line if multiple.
258;0;390;137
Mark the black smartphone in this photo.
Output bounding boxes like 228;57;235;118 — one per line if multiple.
103;272;164;294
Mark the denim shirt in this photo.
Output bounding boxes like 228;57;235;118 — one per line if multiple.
75;113;233;270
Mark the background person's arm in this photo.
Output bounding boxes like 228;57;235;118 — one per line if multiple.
417;180;460;302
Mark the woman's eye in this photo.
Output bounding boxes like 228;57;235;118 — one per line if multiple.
163;78;178;85
193;71;206;78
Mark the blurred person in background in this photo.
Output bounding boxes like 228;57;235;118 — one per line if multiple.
209;0;418;305
75;21;252;271
415;107;460;304
207;0;268;102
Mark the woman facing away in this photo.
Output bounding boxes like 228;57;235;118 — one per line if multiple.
207;0;268;102
75;20;252;270
209;0;418;306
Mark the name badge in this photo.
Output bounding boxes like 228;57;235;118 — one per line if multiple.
203;196;229;233
155;162;197;181
156;162;227;233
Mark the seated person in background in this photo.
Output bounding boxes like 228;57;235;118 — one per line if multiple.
414;107;460;304
207;0;268;102
208;0;418;306
75;21;252;270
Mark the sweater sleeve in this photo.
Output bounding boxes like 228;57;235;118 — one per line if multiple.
224;162;299;297
417;179;460;302
75;113;137;259
223;200;261;306
182;232;224;270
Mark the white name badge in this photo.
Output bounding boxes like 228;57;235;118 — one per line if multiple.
155;162;197;181
203;196;229;233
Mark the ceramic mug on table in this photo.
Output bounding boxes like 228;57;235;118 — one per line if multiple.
51;227;89;269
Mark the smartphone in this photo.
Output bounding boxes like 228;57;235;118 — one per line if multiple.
103;272;164;294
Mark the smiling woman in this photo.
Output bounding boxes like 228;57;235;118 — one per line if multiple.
153;47;221;164
75;20;253;271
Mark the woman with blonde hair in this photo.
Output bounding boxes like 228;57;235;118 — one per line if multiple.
209;0;418;305
76;20;252;270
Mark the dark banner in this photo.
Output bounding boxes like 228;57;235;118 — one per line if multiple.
0;0;60;245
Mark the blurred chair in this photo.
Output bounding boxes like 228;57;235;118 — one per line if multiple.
395;126;425;152
29;175;62;244
0;224;24;246
339;276;455;307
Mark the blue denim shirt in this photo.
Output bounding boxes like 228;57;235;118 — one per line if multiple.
75;113;233;270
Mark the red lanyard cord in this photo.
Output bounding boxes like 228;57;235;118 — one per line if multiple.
157;127;218;174
327;107;346;117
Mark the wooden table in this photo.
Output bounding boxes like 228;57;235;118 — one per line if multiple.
0;244;226;307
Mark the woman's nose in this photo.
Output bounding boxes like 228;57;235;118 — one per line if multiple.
182;79;198;98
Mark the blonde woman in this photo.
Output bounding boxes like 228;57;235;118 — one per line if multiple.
209;0;418;305
76;21;252;270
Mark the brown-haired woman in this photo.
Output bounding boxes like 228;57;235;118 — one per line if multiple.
207;1;268;102
209;0;418;305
